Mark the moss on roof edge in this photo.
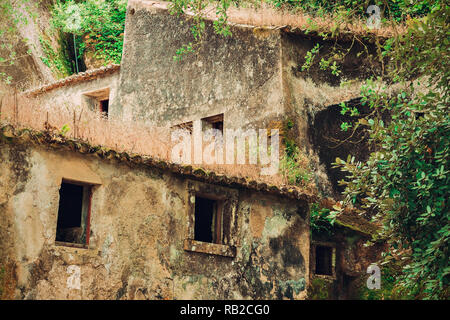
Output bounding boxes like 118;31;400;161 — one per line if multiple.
0;124;316;203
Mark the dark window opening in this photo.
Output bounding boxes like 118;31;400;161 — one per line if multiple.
202;114;224;135
194;196;222;244
315;245;333;275
82;88;110;116
100;99;109;118
212;120;223;132
56;182;91;245
172;121;193;133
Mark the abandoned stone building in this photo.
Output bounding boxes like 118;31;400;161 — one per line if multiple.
0;0;383;300
0;125;312;299
25;64;120;120
23;0;380;196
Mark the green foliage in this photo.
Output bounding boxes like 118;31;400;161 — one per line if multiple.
0;0;446;301
358;264;409;300
39;34;71;77
280;145;312;186
319;57;341;76
340;121;351;132
264;0;435;21
307;277;333;300
60;124;70;136
301;43;320;72
173;42;195;62
335;3;449;299
310;203;334;235
51;0;127;65
168;0;436;61
280;121;312;186
0;0;37;84
337;102;361;133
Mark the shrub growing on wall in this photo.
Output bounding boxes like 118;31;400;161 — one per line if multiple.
51;0;127;66
334;3;449;299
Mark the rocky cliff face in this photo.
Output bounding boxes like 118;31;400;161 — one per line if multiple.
0;0;59;91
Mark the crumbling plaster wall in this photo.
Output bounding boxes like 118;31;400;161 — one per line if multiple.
280;33;379;197
310;229;385;300
115;2;377;198
31;72;120;115
0;142;309;299
116;2;285;130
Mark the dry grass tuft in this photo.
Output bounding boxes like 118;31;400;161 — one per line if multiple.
0;90;317;193
146;0;406;39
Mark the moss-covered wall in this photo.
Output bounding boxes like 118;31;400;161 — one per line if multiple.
309;226;385;300
116;2;285;129
0;140;310;299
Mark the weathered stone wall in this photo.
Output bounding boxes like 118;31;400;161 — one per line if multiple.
309;226;385;300
116;1;285;129
0;0;56;90
281;32;377;197
29;71;120;115
0;141;309;299
114;1;378;198
116;1;372;130
15;1;380;200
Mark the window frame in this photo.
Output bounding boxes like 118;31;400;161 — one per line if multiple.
171;121;193;133
54;179;94;249
311;241;337;279
82;87;110;118
193;194;224;244
184;180;238;258
201;114;224;134
99;98;109;118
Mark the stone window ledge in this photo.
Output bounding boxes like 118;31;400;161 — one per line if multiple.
312;274;337;281
55;241;88;249
183;239;236;258
52;242;100;264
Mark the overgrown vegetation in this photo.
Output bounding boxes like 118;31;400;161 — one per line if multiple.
280;146;312;186
1;0;128;82
248;0;448;300
307;277;333;299
310;202;333;235
265;0;435;20
0;0;36;84
167;0;447;300
51;0;127;65
357;263;406;299
169;0;447;299
39;33;72;77
168;0;437;60
1;0;448;300
279;120;313;187
330;3;449;300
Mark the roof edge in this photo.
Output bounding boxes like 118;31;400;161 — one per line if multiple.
23;64;120;97
0;124;316;203
130;0;399;41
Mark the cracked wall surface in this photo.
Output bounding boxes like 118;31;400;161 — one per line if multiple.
27;71;120;116
115;2;375;198
0;142;309;299
116;3;285;129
